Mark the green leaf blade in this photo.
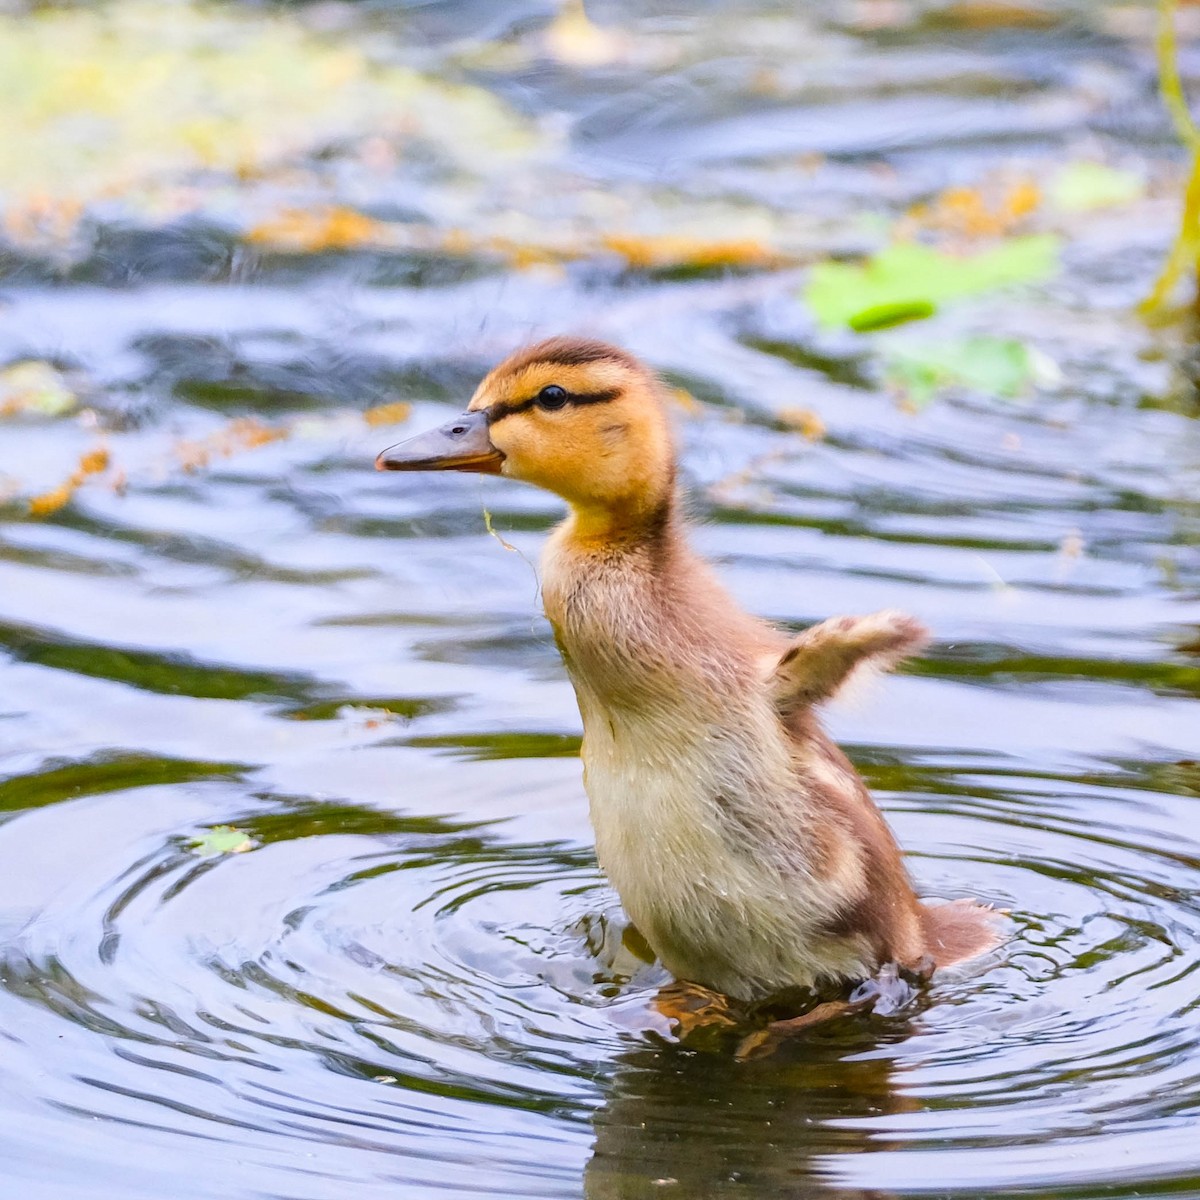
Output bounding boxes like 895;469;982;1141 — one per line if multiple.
806;235;1061;331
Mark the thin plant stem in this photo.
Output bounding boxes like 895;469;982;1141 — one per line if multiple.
1143;0;1200;315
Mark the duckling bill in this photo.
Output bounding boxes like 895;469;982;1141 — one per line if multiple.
378;336;1001;1003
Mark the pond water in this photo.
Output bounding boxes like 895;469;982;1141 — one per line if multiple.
1;1;1199;1197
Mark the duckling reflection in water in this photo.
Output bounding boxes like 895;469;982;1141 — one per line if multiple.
377;337;1001;1040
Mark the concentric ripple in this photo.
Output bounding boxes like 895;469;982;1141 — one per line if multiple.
1;750;1199;1198
0;778;636;1198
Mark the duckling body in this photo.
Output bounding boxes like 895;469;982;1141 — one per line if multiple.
378;336;1000;1003
542;507;929;999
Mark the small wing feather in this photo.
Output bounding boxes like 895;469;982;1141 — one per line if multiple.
769;609;929;713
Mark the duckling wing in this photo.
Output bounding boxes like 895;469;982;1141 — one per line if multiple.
768;609;929;713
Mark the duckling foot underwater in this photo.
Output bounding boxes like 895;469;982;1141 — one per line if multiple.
650;956;936;1060
377;335;1004;1010
735;958;935;1061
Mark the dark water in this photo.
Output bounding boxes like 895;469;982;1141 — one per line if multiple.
1;2;1199;1197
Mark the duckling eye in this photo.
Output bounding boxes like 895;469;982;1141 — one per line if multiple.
536;385;568;410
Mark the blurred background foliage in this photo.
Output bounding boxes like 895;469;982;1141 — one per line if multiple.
0;0;1196;507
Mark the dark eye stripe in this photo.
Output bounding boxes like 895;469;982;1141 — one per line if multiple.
486;387;622;424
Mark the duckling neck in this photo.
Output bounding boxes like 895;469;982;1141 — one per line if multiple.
544;486;771;706
562;488;675;550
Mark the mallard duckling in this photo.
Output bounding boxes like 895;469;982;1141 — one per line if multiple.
377;337;1000;1004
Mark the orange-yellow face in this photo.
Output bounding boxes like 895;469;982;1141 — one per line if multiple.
377;337;676;523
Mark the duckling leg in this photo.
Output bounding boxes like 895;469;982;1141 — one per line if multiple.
734;959;934;1061
769;610;929;712
735;998;865;1060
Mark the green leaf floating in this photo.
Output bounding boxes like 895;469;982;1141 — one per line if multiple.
806;235;1061;331
885;336;1042;408
1050;162;1143;213
189;825;255;857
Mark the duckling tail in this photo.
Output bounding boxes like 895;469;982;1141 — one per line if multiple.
919;898;1007;969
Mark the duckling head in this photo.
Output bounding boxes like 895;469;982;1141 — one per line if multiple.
376;337;676;536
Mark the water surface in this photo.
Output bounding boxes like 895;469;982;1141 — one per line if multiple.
1;2;1199;1197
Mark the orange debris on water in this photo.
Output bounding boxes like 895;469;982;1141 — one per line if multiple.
77;447;110;475
602;233;790;271
3;194;85;248
232;418;287;450
941;1;1060;28
27;442;112;517
28;483;77;517
440;229;473;257
244;206;389;252
363;402;413;427
241;207;792;275
778;407;827;440
175;417;289;473
901;178;1041;243
483;235;572;270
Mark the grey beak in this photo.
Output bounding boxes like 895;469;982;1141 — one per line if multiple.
375;410;503;475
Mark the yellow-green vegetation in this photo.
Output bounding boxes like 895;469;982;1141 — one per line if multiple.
1144;0;1200;315
1050;161;1144;214
805;235;1061;332
804;233;1062;402
795;152;1163;407
0;1;533;220
0;361;79;417
188;825;255;856
885;336;1054;409
0;0;804;272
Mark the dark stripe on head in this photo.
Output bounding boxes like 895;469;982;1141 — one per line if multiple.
534;343;632;368
500;336;641;375
487;387;622;424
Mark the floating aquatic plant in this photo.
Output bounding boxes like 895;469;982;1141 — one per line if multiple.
805;235;1061;332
